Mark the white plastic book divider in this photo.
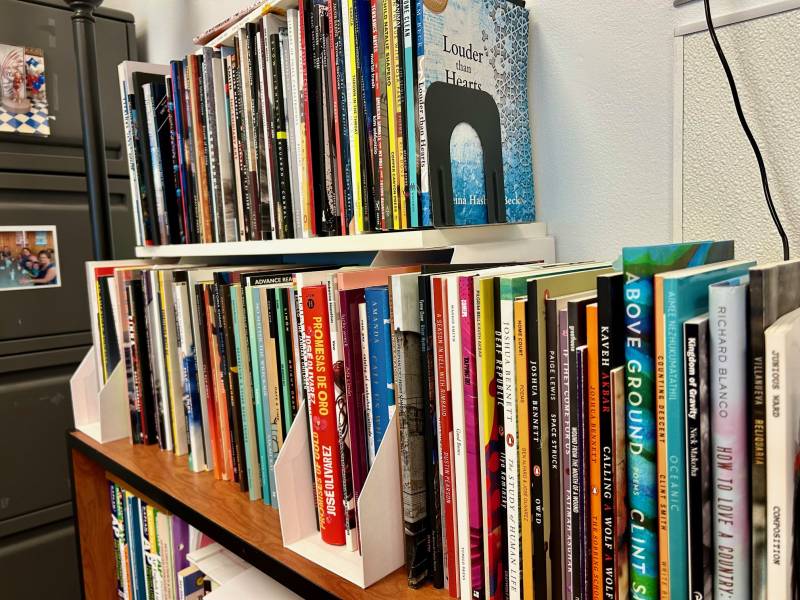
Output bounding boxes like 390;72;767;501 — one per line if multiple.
70;345;130;443
274;402;405;588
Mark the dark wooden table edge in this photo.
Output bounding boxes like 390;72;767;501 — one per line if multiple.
66;430;336;600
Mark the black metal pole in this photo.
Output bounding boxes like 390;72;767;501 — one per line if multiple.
65;0;113;260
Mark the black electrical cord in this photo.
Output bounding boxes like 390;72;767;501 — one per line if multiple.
703;0;790;260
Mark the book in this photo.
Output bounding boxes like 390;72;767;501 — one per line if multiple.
748;258;800;600
764;306;800;600
621;240;734;600
365;285;395;454
709;275;750;599
301;284;347;545
683;314;712;600
586;303;602;600
654;260;753;599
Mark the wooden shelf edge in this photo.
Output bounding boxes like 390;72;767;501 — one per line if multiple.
134;222;550;258
66;431;448;600
67;431;336;599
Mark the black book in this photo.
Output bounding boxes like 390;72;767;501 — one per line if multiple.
567;294;595;600
181;58;203;244
684;315;712;600
270;32;295;239
164;75;187;244
172;60;196;244
245;23;266;241
524;280;547;600
299;0;323;235
230;40;254;241
330;0;354;233
141;272;167;450
147;81;183;244
265;288;289;437
277;287;298;419
492;276;509;596
97;275;121;377
131;72;165;245
544;296;563;600
125;276;157;445
351;0;374;231
596;273;625;600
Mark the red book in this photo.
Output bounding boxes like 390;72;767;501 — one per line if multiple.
432;277;459;596
297;0;317;236
302;284;346;545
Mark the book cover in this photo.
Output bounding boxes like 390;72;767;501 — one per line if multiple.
390;272;430;586
748;258;800;600
621;240;734;599
709;275;750;599
656;260;753;599
764;306;800;600
683;315;712;600
419;0;533;225
595;273;626;600
301;284;347;545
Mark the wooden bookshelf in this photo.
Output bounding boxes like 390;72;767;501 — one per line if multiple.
68;431;449;600
134;222;551;257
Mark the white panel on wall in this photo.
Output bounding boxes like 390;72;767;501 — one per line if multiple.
680;6;800;263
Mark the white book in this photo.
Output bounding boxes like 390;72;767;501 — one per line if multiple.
211;53;237;242
156;511;176;600
359;301;376;464
145;269;173;453
709;276;750;599
446;274;471;599
286;9;309;238
765;306;800;599
279;27;302;239
201;47;223;243
117;66;144;247
173;278;206;472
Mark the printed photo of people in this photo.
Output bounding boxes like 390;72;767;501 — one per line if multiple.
0;226;60;290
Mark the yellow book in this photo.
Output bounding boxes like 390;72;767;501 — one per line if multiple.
96;278;109;382
387;0;407;230
158;271;182;455
382;0;400;229
654;275;670;597
514;298;534;600
345;0;363;233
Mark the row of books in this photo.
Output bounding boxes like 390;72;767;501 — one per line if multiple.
117;0;535;247
109;481;211;600
88;245;800;599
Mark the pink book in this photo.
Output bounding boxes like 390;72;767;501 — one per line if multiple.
459;276;485;596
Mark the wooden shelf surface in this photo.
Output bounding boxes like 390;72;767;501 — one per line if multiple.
68;431;448;600
134;222;550;257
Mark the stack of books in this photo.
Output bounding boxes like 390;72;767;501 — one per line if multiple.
87;244;800;598
118;0;535;247
108;481;211;599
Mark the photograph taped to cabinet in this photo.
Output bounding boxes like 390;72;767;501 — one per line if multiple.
0;44;49;135
0;225;60;291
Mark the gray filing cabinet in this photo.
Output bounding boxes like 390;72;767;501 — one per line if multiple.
0;2;137;597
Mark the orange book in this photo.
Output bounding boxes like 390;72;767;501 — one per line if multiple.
199;282;222;480
204;283;232;480
654;276;670;597
586;303;602;600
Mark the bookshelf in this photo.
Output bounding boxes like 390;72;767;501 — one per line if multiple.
68;430;450;600
134;222;552;258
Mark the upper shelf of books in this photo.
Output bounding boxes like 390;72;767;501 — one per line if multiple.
134;222;550;257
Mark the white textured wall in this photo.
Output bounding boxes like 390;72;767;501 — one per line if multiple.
102;0;796;262
681;6;800;263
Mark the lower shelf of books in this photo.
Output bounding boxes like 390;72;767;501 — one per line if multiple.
68;430;448;600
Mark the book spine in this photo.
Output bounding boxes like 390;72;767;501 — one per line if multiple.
275;289;294;431
460;276;484;597
110;483;126;599
164;80;186;244
420;276;444;588
544;298;562;600
265;289;287;441
195;284;221;478
401;0;417;227
710;283;750;599
174;282;204;471
270;33;295;240
298;0;319;236
524;283;547;600
381;0;400;229
566;304;585;600
188;56;213;243
246;286;271;504
499;284;521;600
433;278;458;596
654;277;670;597
372;0;390;229
171;62;193;242
226;54;247;242
301;285;347;545
118;71;145;246
478;278;503;600
448;277;471;599
284;14;308;238
765;320;791;599
208;284;234;480
748;269;768;600
159;274;189;457
212;54;237;242
238;30;260;241
201;48;223;242
586;304;602;600
623;270;658;600
415;0;430;226
123;279;143;442
251;25;272;241
142;84;169;244
359;302;376;462
343;0;364;234
558;309;573;600
391;0;407;229
218;284;246;488
181;59;201;244
684;318;712;600
329;0;354;234
514;298;534;600
366;287;394;451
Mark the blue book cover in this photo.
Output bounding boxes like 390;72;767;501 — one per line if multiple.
125;493;146;600
402;0;418;226
245;285;272;505
657;260;753;600
418;0;534;225
365;286;395;452
622;240;734;600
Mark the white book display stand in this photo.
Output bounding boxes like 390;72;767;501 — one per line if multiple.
70;346;130;443
274;402;405;588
